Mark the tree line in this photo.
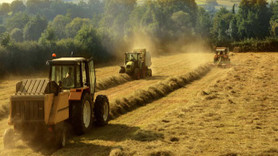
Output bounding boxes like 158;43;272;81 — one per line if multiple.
0;0;278;76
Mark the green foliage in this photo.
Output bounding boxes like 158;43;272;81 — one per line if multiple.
0;3;10;16
75;25;105;59
39;26;57;46
237;0;271;39
23;15;48;41
10;0;26;14
228;16;238;41
66;17;91;38
50;15;71;39
10;28;23;42
6;13;30;32
211;7;234;45
171;11;193;36
0;25;6;35
232;37;278;52
0;32;11;47
100;0;136;41
196;7;212;38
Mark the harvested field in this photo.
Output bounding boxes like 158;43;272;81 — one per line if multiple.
1;52;277;156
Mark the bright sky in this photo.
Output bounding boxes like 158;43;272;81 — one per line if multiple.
0;0;14;3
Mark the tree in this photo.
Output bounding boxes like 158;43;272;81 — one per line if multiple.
237;0;271;39
100;0;137;40
51;15;71;39
10;0;26;14
196;7;212;38
0;3;10;16
228;17;238;41
0;25;6;35
66;18;91;38
39;26;57;45
171;11;193;36
26;0;50;15
75;25;104;58
6;13;30;32
211;7;233;44
10;28;23;42
0;33;11;47
23;15;48;41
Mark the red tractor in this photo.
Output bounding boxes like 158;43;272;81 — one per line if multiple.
214;47;231;67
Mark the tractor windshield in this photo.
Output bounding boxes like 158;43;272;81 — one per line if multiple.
51;65;80;89
126;53;138;61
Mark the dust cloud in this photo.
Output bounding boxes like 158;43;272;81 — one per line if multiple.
125;31;212;70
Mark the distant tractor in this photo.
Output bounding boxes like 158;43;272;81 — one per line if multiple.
214;47;231;67
3;56;110;149
119;49;152;79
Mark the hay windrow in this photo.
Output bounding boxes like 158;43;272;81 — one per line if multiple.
109;64;212;119
96;74;132;91
0;105;8;119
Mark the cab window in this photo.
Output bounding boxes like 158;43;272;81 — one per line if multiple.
51;65;79;89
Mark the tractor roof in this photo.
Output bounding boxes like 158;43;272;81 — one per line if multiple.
52;57;86;62
49;57;86;65
216;47;228;52
126;49;147;54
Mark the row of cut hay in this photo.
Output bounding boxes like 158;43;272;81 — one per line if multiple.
0;105;8;120
109;64;212;119
96;74;132;91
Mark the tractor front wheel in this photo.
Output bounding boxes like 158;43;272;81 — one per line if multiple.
71;94;93;135
94;95;110;126
119;67;125;73
147;69;152;77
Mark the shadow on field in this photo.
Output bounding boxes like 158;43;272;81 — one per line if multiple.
9;124;163;155
54;142;112;156
145;75;168;80
81;124;164;142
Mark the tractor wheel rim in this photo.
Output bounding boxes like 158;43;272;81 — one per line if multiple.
83;101;91;128
103;102;108;121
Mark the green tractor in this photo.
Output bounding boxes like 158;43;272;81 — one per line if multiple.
119;49;152;79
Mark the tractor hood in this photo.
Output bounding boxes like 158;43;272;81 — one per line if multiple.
125;61;135;74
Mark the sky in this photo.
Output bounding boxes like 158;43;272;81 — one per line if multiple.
0;0;15;3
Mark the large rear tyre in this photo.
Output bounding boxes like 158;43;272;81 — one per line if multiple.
71;94;93;135
94;95;110;126
147;69;152;77
3;128;15;149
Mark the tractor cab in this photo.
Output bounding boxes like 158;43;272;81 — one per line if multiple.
48;57;96;94
215;47;229;55
124;52;141;73
119;49;152;79
214;47;231;66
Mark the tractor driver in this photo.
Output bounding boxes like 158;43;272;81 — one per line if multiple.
131;55;136;62
62;67;74;87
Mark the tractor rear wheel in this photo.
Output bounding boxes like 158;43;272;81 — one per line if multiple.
3;128;15;149
147;69;152;77
94;95;110;126
71;94;93;135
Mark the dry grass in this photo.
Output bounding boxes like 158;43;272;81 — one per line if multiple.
109;64;211;119
96;74;132;91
